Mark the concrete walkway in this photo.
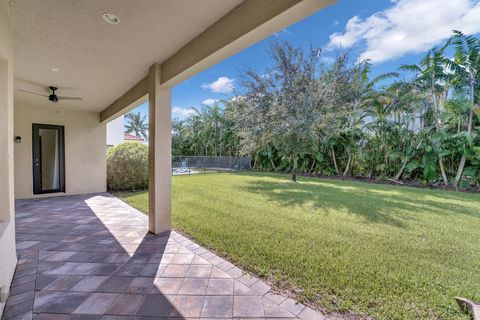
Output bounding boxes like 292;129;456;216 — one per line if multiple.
3;193;324;320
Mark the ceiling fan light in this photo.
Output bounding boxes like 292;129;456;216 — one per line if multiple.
102;13;120;25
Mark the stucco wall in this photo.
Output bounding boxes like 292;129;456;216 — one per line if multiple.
14;103;107;199
0;1;17;315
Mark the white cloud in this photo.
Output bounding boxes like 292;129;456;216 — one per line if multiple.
274;28;293;37
202;98;219;106
172;106;195;118
333;20;340;26
201;77;235;93
328;0;480;64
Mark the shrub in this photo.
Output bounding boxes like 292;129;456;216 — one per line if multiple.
107;141;148;190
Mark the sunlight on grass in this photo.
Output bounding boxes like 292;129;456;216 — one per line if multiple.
115;172;480;320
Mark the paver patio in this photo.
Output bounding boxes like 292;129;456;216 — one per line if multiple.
3;193;324;320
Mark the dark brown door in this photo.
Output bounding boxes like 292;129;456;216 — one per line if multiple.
32;124;65;194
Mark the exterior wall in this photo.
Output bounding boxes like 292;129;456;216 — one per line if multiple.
106;115;124;147
0;1;17;315
14;103;107;199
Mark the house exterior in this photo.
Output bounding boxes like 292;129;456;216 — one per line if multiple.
124;133;145;142
106;115;125;147
0;0;335;316
107;115;147;147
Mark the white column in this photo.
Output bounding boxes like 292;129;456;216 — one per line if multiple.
148;63;172;234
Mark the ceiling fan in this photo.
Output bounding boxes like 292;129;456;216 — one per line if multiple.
18;86;83;102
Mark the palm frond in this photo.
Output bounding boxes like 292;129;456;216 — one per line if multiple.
399;64;422;73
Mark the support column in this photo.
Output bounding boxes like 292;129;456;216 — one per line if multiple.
148;63;172;234
0;3;18;313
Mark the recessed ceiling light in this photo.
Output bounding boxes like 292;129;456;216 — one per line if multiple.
51;67;63;73
102;13;120;25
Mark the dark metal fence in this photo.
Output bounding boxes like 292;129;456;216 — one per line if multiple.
172;156;251;175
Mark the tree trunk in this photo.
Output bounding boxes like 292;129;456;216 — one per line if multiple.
383;147;388;175
432;81;449;186
291;150;297;182
454;155;467;189
342;149;352;177
454;80;476;189
351;154;356;176
270;158;276;171
309;158;316;174
439;157;449;186
394;159;408;181
453;107;474;188
331;146;339;175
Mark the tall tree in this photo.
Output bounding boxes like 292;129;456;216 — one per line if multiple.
447;30;480;188
235;42;323;182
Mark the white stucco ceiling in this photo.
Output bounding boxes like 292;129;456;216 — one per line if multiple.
8;0;243;112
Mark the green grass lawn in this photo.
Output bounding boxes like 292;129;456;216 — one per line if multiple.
115;172;480;320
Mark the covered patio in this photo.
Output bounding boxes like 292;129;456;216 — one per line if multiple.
0;0;334;318
3;194;322;319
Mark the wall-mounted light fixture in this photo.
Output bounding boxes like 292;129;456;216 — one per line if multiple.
15;136;21;143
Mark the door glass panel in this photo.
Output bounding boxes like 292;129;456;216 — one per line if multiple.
39;128;60;191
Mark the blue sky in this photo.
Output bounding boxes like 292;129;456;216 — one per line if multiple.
130;0;480;121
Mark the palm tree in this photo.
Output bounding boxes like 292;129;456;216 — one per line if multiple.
337;59;399;177
447;31;480;188
125;112;148;140
400;47;451;185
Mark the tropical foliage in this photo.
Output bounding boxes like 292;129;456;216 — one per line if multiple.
172;105;240;158
172;31;480;188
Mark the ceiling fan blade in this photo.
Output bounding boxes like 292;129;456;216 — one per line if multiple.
18;89;48;97
58;96;83;101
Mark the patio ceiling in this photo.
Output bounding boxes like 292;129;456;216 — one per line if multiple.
8;0;335;115
9;0;242;112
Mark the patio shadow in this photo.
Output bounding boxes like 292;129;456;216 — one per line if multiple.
8;194;189;319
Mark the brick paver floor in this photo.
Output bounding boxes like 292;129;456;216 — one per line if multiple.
3;193;325;320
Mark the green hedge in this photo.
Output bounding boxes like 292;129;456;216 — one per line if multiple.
107;141;148;190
